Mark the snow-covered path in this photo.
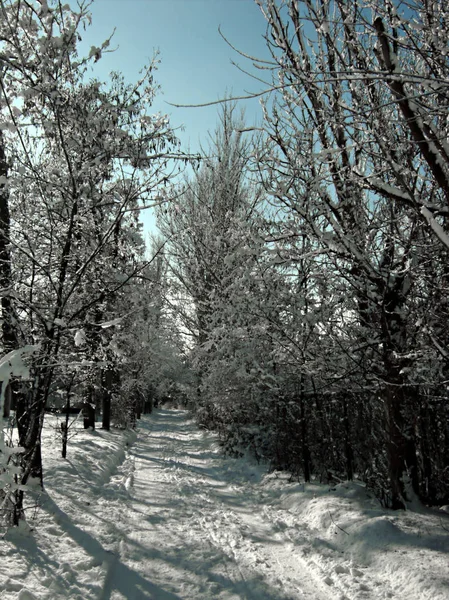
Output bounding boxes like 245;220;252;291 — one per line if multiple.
96;409;329;600
2;408;448;600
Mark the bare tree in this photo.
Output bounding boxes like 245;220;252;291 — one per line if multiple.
251;0;449;507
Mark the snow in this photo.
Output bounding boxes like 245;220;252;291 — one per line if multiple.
74;329;86;347
1;408;448;600
421;206;449;250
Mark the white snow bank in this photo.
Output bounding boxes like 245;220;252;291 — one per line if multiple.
0;414;137;600
0;410;448;600
259;473;449;600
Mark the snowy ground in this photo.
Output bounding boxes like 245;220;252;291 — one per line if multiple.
1;408;448;600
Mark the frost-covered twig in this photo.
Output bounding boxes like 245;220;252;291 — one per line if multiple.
329;510;349;535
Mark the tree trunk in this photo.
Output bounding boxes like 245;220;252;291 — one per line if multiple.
129;393;137;428
343;395;354;481
0;133;22;423
384;380;412;509
102;394;111;431
83;385;96;430
382;312;417;508
0;133;19;357
13;427;43;525
101;368;113;431
144;389;153;414
83;402;95;429
61;396;70;459
299;377;311;482
2;382;11;418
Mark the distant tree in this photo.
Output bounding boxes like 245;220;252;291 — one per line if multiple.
157;103;267;423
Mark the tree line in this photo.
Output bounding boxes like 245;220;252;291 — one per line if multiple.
1;0;448;526
0;0;186;525
159;0;449;511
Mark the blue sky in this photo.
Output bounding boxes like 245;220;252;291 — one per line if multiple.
80;0;271;236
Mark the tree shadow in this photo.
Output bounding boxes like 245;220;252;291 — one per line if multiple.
38;492;295;600
42;494;183;600
10;409;311;599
